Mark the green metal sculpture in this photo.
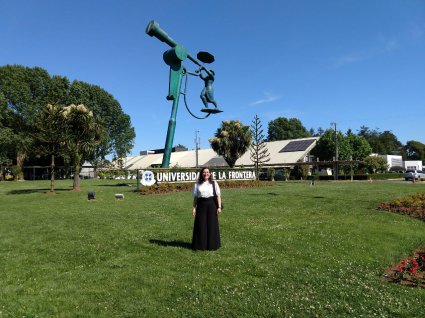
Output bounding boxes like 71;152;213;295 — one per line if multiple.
199;68;218;110
146;20;222;167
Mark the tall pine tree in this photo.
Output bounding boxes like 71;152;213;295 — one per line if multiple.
250;115;270;180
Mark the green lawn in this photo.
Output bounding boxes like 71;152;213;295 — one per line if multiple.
0;179;424;317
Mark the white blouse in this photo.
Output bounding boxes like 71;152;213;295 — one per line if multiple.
192;181;221;198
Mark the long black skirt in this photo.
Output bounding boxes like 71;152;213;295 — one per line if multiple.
192;197;221;251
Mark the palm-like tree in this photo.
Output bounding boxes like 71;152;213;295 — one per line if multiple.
209;120;252;168
62;104;104;191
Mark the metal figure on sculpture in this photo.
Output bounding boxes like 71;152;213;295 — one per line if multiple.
199;68;218;109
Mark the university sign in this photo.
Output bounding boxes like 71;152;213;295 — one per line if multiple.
140;170;256;186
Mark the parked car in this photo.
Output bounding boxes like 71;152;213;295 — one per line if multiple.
404;170;425;181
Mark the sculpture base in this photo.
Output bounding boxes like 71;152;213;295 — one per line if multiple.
201;108;223;114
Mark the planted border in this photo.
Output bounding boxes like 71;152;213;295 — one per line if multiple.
378;192;425;287
139;180;275;195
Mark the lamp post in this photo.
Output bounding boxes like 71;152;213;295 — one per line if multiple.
331;122;338;180
195;130;200;168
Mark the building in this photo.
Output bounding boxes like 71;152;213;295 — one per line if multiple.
119;137;319;170
374;155;423;172
377;155;403;170
404;160;423;171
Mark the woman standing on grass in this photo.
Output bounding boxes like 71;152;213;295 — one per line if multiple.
192;167;222;251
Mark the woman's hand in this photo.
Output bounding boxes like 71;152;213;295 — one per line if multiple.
192;207;196;217
217;207;222;215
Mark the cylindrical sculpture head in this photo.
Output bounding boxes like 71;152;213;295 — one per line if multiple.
163;45;188;65
145;20;177;47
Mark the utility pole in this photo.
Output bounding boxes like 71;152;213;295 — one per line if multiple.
331;122;338;180
195;130;200;168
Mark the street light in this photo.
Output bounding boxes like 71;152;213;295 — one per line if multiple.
195;130;200;168
331;122;338;180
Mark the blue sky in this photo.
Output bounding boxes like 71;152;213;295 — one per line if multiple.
1;0;424;156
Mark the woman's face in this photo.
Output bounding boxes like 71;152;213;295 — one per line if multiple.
202;169;211;181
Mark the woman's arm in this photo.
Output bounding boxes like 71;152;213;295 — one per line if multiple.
192;197;197;217
215;181;222;214
217;195;222;214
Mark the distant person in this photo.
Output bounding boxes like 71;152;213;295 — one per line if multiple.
191;167;222;250
199;69;218;108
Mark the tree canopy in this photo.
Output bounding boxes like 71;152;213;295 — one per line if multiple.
209;120;252;168
357;126;402;155
364;156;389;173
0;64;135;178
404;140;425;161
312;129;372;161
267;117;310;141
61;104;105;190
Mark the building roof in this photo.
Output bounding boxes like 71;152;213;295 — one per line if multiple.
119;137;319;170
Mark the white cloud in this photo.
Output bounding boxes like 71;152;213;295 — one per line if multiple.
333;54;365;68
250;92;281;106
332;36;399;68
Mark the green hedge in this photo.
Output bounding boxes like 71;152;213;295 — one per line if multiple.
318;173;404;181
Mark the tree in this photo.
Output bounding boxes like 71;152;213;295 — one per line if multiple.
62;104;105;191
250;115;270;180
364;156;389;173
0;65;135;178
345;130;372;160
0;93;14;174
209;120;252;168
404;140;425;161
358;126;402;155
311;129;350;161
33;104;66;192
267;117;310;141
0;65;53;179
313;129;372;175
68;81;135;161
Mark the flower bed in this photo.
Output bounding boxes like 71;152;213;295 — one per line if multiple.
139;180;275;195
385;249;425;288
377;192;425;221
378;192;425;287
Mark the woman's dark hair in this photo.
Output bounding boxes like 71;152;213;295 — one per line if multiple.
197;167;214;183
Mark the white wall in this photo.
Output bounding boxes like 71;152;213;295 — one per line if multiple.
404;160;423;171
378;155;403;171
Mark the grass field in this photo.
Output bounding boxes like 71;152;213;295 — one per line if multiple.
0;179;424;317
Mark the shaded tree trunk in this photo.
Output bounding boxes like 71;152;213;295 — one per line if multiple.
72;153;82;191
16;150;26;180
50;154;55;192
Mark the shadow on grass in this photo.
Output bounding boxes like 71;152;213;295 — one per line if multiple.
149;239;192;250
7;189;69;195
97;183;136;188
249;192;280;196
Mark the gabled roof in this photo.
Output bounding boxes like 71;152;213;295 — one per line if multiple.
119;137;319;169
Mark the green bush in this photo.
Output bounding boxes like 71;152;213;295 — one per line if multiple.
10;165;21;180
369;173;404;180
318;173;403;181
389;166;405;173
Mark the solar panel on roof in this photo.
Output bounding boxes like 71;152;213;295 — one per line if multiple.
279;139;315;152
